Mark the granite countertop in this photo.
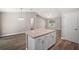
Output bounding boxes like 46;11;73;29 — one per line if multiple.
26;28;56;38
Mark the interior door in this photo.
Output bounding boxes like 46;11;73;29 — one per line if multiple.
62;13;77;43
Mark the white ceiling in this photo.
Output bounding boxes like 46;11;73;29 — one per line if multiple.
0;8;79;19
31;8;79;18
0;8;78;12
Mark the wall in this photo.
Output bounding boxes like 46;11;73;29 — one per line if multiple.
0;12;36;36
44;16;61;30
0;12;2;36
34;14;61;30
34;15;46;29
0;12;63;37
56;16;61;30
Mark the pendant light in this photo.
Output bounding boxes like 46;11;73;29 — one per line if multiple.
18;8;24;20
30;9;35;30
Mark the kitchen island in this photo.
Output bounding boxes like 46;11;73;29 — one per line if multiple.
26;28;56;50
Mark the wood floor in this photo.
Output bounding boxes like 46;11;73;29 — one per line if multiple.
0;30;79;50
50;39;79;50
50;30;79;50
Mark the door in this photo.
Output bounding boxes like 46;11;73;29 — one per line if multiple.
62;13;77;43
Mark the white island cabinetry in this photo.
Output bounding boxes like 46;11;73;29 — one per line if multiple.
27;29;56;50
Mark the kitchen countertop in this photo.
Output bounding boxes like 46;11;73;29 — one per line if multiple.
26;28;56;38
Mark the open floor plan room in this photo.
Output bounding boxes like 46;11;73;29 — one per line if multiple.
0;8;79;50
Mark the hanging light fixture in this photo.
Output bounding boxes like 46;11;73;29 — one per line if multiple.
30;9;35;30
18;8;24;20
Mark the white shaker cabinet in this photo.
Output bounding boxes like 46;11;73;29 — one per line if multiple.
27;29;56;50
62;12;79;44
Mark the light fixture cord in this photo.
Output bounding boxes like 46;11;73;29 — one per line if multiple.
20;8;22;17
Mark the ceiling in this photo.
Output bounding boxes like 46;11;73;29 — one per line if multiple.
0;8;79;19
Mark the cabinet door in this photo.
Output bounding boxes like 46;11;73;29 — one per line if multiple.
28;36;36;50
62;13;77;43
43;32;56;49
42;34;50;49
48;32;56;47
35;35;49;50
42;33;56;50
35;37;43;50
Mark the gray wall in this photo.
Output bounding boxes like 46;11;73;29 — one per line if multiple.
34;14;62;30
0;12;36;36
34;15;46;29
0;12;2;36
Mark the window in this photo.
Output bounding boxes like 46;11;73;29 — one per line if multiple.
47;19;56;29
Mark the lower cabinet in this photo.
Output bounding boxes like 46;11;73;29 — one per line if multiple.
27;32;56;50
